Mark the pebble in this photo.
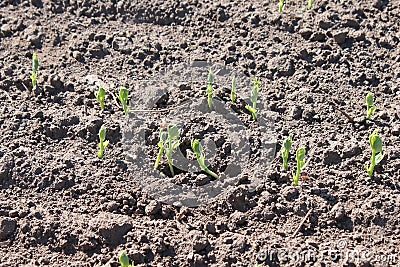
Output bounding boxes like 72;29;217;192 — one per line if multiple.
0;218;17;240
145;200;161;215
323;150;342;165
330;203;346;221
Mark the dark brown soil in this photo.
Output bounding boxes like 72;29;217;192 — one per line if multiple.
1;0;400;266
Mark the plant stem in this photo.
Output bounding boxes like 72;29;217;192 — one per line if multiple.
154;146;164;170
283;153;288;171
294;161;301;185
368;152;376;177
199;161;218;179
98;142;104;159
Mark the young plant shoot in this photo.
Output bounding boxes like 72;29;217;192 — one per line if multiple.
191;139;219;179
367;129;384;178
366;92;376;120
231;76;237;103
245;78;261;120
279;0;285;13
282;134;293;171
207;68;214;110
307;0;314;10
119;251;134;267
117;87;129;115
154;124;180;176
95;87;106;111
154;127;167;170
98;125;109;159
30;53;39;89
293;147;306;186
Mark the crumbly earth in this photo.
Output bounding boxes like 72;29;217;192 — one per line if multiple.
1;0;400;266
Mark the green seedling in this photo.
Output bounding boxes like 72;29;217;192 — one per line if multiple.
117;87;129;115
207;68;214;110
30;53;39;89
154;124;180;176
191;139;219;179
119;251;134;267
95;87;106;110
366;92;376;120
282;134;293;171
154;126;167;171
245;78;261;120
293;147;306;186
231;76;237;103
279;0;285;13
367;129;384;178
307;0;314;10
98;124;109;159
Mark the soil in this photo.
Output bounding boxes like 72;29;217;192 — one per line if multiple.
0;0;400;266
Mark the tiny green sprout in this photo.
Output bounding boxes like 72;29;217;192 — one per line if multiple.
117;87;129;115
367;129;384;178
98;124;109;159
95;87;106;111
119;251;134;267
191;139;219;179
207;68;214;110
231;76;237;103
30;53;39;89
307;0;314;10
366;92;377;120
282;134;293;171
245;78;261;120
293;147;306;186
154;128;167;171
279;0;285;13
154;124;180;176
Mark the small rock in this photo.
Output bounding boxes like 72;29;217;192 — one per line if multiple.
0;218;17;240
31;0;43;8
333;31;348;44
49;74;64;91
228;188;246;212
310;32;326;42
145;200;161;215
330;203;346;221
323;150;342;165
194;174;210;186
0;24;11;36
190;230;209;252
290;106;303;120
281;187;299;201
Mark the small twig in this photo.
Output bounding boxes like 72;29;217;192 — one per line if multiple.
328;100;356;123
291;208;313;238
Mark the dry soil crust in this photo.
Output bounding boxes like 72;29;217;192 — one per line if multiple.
0;0;400;266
